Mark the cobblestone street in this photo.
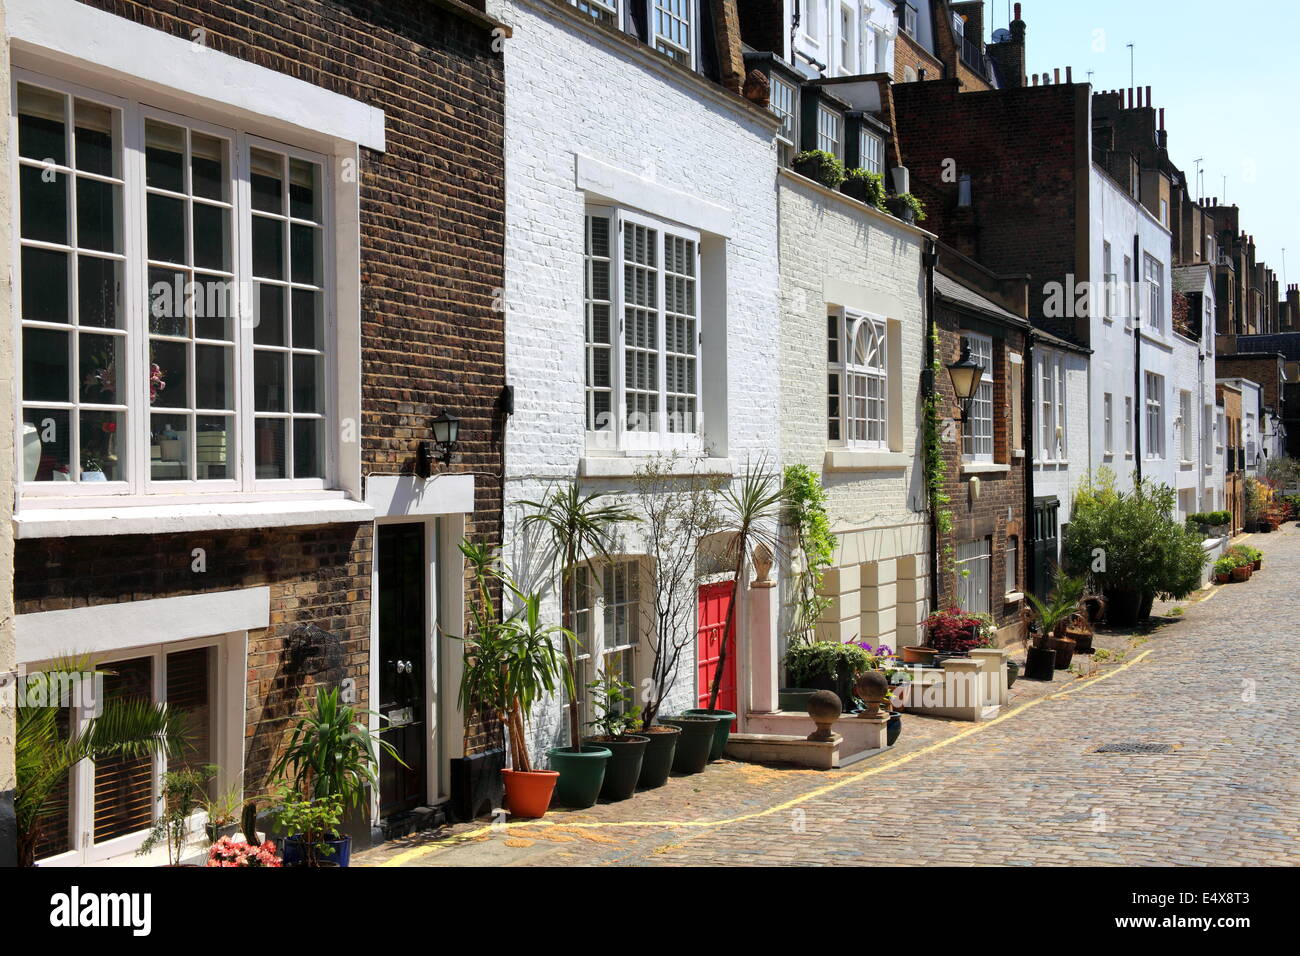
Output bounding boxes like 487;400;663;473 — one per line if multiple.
361;526;1300;868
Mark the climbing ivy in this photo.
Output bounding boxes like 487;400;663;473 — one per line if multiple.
924;325;955;578
783;464;836;647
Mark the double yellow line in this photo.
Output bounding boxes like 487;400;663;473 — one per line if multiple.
377;649;1154;866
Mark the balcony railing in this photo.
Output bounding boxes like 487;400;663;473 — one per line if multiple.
960;34;988;76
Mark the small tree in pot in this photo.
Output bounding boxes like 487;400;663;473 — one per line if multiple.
582;670;647;802
1022;569;1085;681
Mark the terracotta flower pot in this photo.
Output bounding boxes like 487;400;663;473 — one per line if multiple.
1051;636;1076;670
501;768;559;819
902;646;937;666
1231;565;1250;582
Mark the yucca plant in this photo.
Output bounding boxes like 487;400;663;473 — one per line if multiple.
15;657;189;867
707;460;787;711
457;540;574;772
518;483;638;750
1023;568;1086;649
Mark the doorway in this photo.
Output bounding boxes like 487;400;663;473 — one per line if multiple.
696;581;737;725
377;523;428;817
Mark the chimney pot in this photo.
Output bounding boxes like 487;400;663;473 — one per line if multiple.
1054;67;1060;83
1014;2;1022;19
1067;66;1073;83
1146;85;1152;106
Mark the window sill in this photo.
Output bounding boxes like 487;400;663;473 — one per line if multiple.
578;456;733;479
13;495;375;539
1013;449;1026;460
961;462;1011;476
824;450;910;473
1003;591;1025;604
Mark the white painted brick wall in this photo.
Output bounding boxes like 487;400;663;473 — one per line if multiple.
490;0;780;757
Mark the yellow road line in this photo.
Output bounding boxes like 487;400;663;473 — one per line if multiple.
378;649;1155;866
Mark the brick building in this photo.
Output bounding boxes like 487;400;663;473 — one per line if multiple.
6;0;507;864
891;0;1022;90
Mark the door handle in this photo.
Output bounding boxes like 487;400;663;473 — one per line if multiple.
389;659;413;674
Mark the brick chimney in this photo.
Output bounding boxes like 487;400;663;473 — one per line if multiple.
988;2;1027;88
711;0;747;96
1286;285;1300;331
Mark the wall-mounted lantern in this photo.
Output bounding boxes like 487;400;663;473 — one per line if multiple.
946;341;983;422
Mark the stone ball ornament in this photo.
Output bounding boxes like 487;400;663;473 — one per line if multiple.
854;670;890;718
806;690;842;741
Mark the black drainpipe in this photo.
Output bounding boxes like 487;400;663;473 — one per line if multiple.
923;240;941;615
1023;332;1036;599
1133;234;1144;484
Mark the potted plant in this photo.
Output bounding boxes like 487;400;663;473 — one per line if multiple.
202;777;250;844
1230;558;1252;582
457;542;573;819
922;607;986;663
207;837;282;867
782;640;873;713
841;167;887;209
14;656;189;867
792;149;846;189
1022;570;1085;681
1065;611;1095;655
1006;659;1020;687
519;484;636;809
886;192;926;224
656;714;717;775
582;670;649;802
270;684;398;867
136;767;212;866
1213;556;1235;584
273;793;345;868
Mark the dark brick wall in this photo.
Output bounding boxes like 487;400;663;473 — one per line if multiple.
736;0;785;58
895;80;1084;340
933;305;1028;634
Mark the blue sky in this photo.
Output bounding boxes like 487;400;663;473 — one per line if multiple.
977;1;1298;288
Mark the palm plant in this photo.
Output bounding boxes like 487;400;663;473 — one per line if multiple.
518;483;638;750
15;658;189;867
707;460;787;711
269;685;401;811
1024;567;1086;649
457;540;574;772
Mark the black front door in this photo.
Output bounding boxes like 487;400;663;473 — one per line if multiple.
1031;497;1060;598
377;523;427;817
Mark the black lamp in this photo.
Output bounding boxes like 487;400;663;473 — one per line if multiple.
946;341;983;422
431;411;460;461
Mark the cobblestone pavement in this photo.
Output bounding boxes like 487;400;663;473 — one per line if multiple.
359;526;1300;867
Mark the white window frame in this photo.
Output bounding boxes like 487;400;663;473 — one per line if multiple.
816;103;843;158
1179;389;1194;463
1035;350;1067;463
13;69;337;503
1103;391;1114;456
584;205;703;454
1145;371;1165;459
652;0;696;68
838;3;857;74
1125;395;1135;456
902;3;919;38
1144;253;1164;333
29;633;237;867
1102;241;1114;320
769;73;798;151
827;308;888;450
962;333;994;463
804;0;827;48
571;0;621;22
956;537;991;615
572;559;644;727
859;128;885;175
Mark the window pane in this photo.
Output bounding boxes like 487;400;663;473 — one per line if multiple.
147;267;189;337
290;223;320;284
150;340;188;408
192;203;230;271
190;133;227;203
94;657;155;844
293;353;323;413
22;327;69;402
196;344;233;410
166;647;213;775
250;148;284;214
80;410;125;481
145;121;186;193
22;248;70;323
255;284;286;346
252;216;284;279
18;84;67;165
79;332;125;404
22;408;71;480
146;193;186;264
197;416;233;480
151;413;190;480
291;290;322;350
20;166;68;244
75;177;121;253
289;158;321;221
254;351;286;412
193;273;233;341
294;418;324;478
78;256;122;329
255;418;287;478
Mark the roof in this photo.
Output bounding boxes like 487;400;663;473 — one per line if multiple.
936;271;1090;354
1173;263;1212;294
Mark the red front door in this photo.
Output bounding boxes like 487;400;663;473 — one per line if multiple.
697;581;737;726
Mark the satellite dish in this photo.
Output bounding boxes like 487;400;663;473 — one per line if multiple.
992;28;1012;42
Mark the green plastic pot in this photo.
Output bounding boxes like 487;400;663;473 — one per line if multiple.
636;725;680;789
657;716;714;775
778;688;817;712
583;735;649;802
683;708;736;761
546;745;611;809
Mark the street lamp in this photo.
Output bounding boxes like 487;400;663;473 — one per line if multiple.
946;341;983;422
417;411;461;477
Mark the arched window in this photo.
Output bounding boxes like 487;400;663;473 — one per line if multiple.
828;309;887;448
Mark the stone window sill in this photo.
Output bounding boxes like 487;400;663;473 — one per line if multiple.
1003;591;1025;604
824;450;910;473
961;462;1011;475
579;456;734;479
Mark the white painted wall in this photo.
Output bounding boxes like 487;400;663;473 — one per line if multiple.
490;0;780;755
1032;345;1089;553
777;171;929;652
790;0;898;78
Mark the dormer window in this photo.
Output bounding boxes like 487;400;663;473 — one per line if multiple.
816;103;843;158
571;0;619;23
902;3;918;38
859;129;884;175
653;0;695;66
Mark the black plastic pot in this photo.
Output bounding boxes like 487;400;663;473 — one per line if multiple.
658;716;715;775
636;725;681;790
584;735;649;802
885;712;902;747
1104;589;1142;628
683;709;736;761
886;196;916;224
1006;660;1020;687
1023;645;1057;681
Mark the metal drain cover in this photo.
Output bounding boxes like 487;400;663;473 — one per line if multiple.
1094;742;1177;754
